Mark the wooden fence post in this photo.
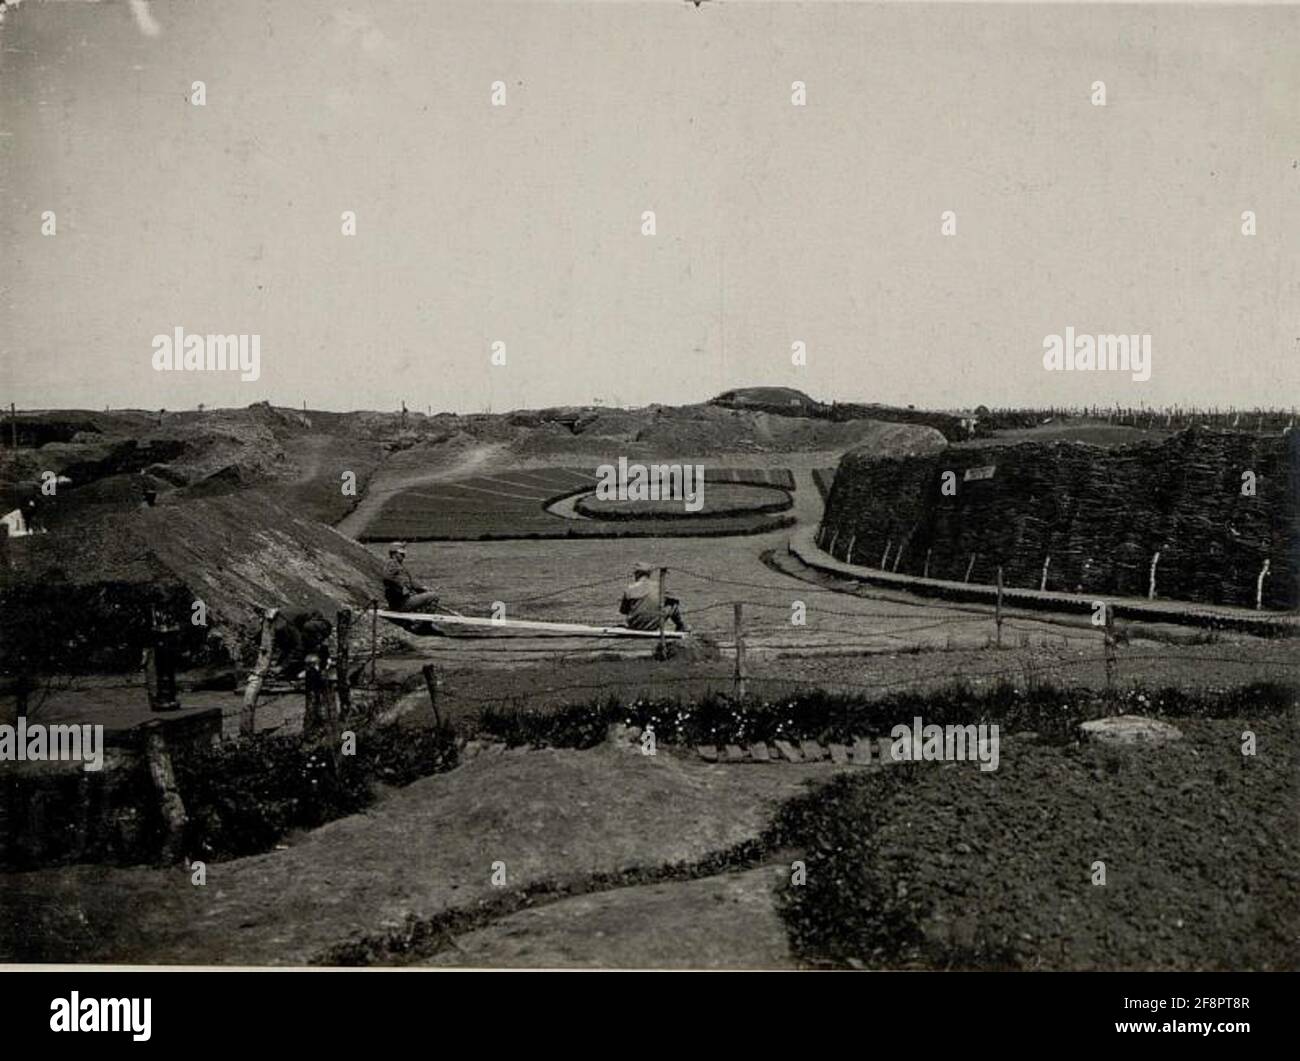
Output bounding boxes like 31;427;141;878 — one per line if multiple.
657;567;667;658
923;548;931;579
844;534;855;564
335;608;352;719
733;603;746;699
1256;559;1270;611
240;608;277;737
881;540;892;571
144;725;188;862
1148;550;1161;600
1103;604;1117;700
421;663;442;728
303;656;325;741
964;553;977;583
370;600;379;686
995;567;1003;648
1040;555;1051;592
149;607;180;712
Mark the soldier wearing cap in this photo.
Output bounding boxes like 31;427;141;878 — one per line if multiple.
382;542;440;613
619;561;687;632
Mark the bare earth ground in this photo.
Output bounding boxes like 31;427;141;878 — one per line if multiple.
421;865;794;969
1;745;842;965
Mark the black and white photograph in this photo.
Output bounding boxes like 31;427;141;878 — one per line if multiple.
0;0;1296;1029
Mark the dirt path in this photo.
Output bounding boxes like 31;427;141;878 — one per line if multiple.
334;441;509;539
1;745;845;966
422;864;795;968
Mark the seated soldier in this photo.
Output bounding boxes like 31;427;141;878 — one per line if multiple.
619;562;687;633
382;542;440;612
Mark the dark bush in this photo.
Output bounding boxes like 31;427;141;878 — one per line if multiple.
173;721;458;861
476;680;1297;751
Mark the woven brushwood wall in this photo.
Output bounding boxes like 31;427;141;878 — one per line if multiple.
820;428;1299;609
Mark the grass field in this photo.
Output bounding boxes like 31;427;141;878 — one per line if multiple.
363;466;798;541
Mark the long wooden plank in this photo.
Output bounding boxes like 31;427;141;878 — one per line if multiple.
377;609;688;639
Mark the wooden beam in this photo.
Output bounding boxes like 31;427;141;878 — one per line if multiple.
376;609;688;639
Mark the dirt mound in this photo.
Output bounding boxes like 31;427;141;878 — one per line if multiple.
506;404;945;459
713;386;819;408
777;717;1298;970
3;492;386;665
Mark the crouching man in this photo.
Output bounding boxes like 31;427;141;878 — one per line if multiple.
619;562;688;633
382;541;440;613
272;608;332;680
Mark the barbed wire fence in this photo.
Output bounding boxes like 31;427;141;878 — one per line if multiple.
337;563;1297;729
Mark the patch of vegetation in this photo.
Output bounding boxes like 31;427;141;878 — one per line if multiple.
575;482;792;521
770;714;1299;970
476;679;1297;751
174;720;458;861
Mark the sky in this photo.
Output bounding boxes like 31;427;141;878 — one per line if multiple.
1;0;1297;414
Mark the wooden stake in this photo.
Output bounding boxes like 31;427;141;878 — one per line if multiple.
1148;550;1161;600
142;644;158;712
144;726;188;862
923;548;931;579
657;566;667;658
421;663;442;728
1103;603;1117;700
964;553;977;583
1040;555;1051;592
995;566;1003;648
240;607;277;737
335;608;352;719
150;609;179;712
733;602;746;699
303;655;326;741
370;600;379;686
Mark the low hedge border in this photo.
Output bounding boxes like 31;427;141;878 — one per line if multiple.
573;486;793;522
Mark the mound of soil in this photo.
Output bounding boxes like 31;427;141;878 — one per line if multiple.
503;405;946;460
776;716;1298;970
3;492;387;665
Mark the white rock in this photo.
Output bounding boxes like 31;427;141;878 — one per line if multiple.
1079;715;1183;747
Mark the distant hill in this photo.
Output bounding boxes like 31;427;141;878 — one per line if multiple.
710;387;823;415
